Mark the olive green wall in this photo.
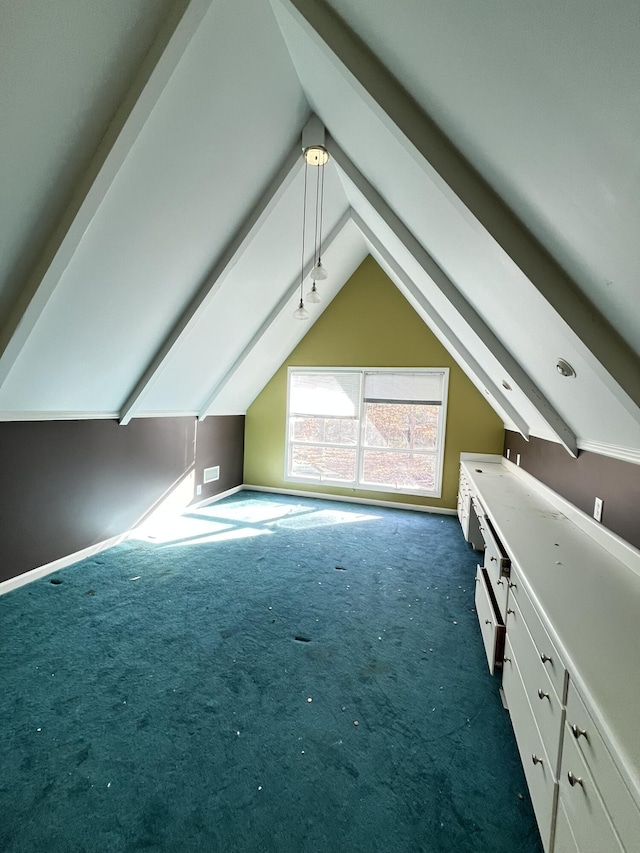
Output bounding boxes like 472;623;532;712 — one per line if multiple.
244;256;504;508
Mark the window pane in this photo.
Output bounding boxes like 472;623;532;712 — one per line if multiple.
290;445;357;483
364;371;444;404
364;403;440;450
291;416;358;445
289;372;361;417
361;450;437;492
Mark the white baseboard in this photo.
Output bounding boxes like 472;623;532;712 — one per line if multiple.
242;484;457;515
188;484;244;509
0;532;130;597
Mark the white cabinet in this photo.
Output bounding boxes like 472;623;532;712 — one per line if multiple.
458;458;640;853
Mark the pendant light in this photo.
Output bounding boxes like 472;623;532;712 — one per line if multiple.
294;117;330;319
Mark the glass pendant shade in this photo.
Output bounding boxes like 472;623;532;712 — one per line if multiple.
310;260;327;281
306;283;321;303
293;298;309;320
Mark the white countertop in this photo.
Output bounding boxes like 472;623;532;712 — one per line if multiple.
461;457;640;805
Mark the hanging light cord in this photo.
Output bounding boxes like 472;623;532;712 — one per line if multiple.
313;161;321;268
299;159;309;304
317;160;325;266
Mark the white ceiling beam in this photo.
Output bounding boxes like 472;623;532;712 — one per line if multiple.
274;0;640;419
330;137;578;457
0;0;214;389
198;209;352;420
119;141;304;425
350;212;530;440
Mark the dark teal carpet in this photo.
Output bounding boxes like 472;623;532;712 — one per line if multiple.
0;492;543;852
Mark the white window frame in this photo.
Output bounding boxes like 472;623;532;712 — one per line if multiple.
285;367;449;498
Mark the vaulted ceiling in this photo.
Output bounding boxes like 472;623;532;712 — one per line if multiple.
1;0;639;460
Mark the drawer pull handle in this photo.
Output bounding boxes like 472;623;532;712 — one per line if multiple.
531;754;543;767
503;656;511;663
508;582;517;590
540;653;552;664
490;556;497;562
507;608;515;615
567;771;583;787
537;689;549;700
570;724;587;740
484;619;492;626
496;579;505;586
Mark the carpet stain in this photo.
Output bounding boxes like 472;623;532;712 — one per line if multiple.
360;659;392;677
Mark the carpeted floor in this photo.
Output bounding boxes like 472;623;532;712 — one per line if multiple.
0;491;543;852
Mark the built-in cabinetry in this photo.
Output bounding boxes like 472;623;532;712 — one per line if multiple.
458;454;640;853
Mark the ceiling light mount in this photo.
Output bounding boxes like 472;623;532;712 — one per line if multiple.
556;358;576;378
303;145;329;166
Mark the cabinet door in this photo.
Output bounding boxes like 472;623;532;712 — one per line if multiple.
553;798;580;853
556;725;624;853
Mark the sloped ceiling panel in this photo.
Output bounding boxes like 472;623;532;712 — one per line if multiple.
0;0;187;323
272;0;640;451
0;0;308;416
137;162;353;414
205;218;368;415
323;0;640;359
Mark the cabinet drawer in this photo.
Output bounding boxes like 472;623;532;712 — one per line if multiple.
484;546;509;621
506;596;564;772
502;638;555;852
474;566;505;675
508;567;567;703
565;684;640;851
557;723;624;853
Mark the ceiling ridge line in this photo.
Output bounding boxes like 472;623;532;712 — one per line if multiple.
329;135;577;456
198;208;353;420
0;0;215;391
350;211;530;440
119;140;305;425
273;0;640;419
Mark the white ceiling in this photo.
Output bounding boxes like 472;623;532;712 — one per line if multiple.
0;0;638;459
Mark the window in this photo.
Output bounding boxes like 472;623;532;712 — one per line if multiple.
286;368;449;497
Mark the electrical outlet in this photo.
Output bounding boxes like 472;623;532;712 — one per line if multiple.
594;497;603;522
196;484;202;496
516;453;521;467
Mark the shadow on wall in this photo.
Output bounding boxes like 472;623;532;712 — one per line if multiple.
0;415;244;582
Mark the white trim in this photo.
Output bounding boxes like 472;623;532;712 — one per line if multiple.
578;439;640;466
285;366;449;499
243;484;457;514
188;484;244;509
522;430;640;466
0;411;120;421
502;457;640;575
0;533;129;597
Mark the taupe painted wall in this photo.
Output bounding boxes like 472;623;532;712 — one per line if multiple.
0;415;244;582
504;431;640;549
244;256;504;509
